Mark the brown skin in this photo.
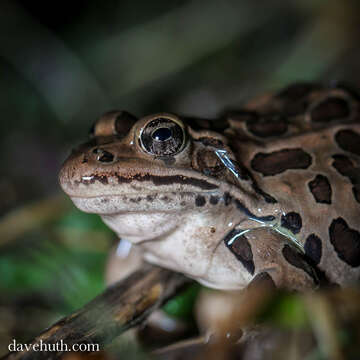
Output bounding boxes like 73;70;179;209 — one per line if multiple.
60;83;360;291
225;84;360;286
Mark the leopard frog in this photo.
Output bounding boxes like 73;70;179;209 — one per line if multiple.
59;83;360;291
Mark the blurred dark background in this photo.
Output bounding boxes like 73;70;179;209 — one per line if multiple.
1;0;360;355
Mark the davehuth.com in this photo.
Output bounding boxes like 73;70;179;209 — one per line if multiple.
8;339;100;353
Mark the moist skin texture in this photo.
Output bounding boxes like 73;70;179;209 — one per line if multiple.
59;85;360;291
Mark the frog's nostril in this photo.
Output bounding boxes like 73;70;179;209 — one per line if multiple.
93;148;115;163
98;151;115;163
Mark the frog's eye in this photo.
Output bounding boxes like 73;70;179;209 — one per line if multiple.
90;110;137;138
140;117;186;156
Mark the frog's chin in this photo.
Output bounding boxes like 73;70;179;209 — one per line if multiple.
100;212;180;244
69;194;185;243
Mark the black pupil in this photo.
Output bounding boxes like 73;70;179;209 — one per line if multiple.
152;127;172;141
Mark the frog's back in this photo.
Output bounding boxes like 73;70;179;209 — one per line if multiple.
226;83;360;285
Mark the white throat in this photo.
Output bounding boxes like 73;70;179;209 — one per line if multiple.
100;212;181;243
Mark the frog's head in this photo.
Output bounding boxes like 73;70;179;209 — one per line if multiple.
59;111;238;242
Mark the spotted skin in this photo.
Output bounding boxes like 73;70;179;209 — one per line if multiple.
224;230;255;275
308;175;332;204
225;84;360;287
251;148;312;176
304;234;322;265
281;212;302;235
335;129;360;156
282;244;317;282
332;154;360;204
310;97;350;123
329;218;360;267
60;84;360;291
246;113;288;138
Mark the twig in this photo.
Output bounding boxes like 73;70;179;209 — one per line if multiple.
2;264;188;360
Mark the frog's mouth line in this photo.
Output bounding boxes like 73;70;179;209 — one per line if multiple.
74;172;220;191
67;190;220;199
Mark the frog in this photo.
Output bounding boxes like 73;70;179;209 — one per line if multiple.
59;83;360;292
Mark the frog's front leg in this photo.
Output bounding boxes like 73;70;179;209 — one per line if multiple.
105;239;144;285
225;227;319;291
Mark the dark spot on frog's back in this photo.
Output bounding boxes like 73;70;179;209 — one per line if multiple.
308;175;332;204
332;154;360;203
335;129;360;156
276;83;323;116
304;234;322;265
195;195;206;207
251;148;312;176
224;229;255;275
281;212;302;234
329;217;360;267
246;114;288;138
282;244;317;282
310;97;351;123
332;154;357;177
